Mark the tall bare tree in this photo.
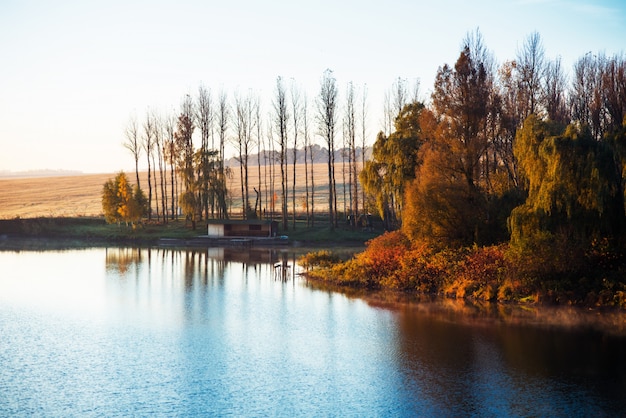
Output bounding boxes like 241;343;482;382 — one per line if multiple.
517;31;546;119
360;84;368;215
290;80;302;229
154;113;168;223
273;76;289;230
302;93;312;226
196;84;214;220
164;113;178;220
216;90;230;219
123;115;141;190
345;81;358;225
254;96;263;218
142;111;155;220
317;69;339;230
234;90;256;218
543;56;569;124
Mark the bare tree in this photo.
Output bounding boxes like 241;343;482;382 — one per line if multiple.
123;114;142;189
142;111;155;220
233;90;256;218
543;56;569;124
603;54;626;132
216;90;230;218
254;95;263;218
360;84;368;215
517;31;546;118
317;69;339;230
164;113;178;220
152;112;166;222
154;113;168;223
302;93;312;226
196;84;214;220
345;81;358;225
273;76;289;230
290;80;302;229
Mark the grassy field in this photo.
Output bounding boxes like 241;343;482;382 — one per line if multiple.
0;163;379;244
0;162;364;220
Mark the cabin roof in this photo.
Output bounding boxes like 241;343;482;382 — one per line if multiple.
206;219;277;226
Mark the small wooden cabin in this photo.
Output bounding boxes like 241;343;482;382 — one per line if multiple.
207;219;279;238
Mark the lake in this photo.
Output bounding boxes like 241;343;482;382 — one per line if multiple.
1;246;625;416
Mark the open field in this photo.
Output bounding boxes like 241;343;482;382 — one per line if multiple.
0;163;364;220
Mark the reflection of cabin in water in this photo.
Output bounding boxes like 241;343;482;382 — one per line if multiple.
207;219;279;238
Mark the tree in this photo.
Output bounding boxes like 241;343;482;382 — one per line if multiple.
543;57;569;124
361;101;425;229
216;90;230;219
102;172;147;227
123;115;141;189
164;113;178;220
196;84;214;220
234;90;256;218
290;80;302;229
317;69;339;229
273;76;289;230
175;96;197;227
345;81;358;225
360;83;369;214
141;112;155;220
509;115;625;269
302;94;314;226
517;31;546;119
404;31;501;245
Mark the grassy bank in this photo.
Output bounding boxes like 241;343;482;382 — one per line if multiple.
0;216;380;248
300;230;626;309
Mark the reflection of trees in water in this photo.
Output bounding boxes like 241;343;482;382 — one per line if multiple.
105;247;143;275
393;300;626;414
105;246;303;285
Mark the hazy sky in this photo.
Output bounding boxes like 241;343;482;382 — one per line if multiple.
1;0;624;173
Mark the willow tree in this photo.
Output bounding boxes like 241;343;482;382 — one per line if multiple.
361;101;424;230
509;115;625;270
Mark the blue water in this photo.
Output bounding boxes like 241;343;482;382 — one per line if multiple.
1;247;625;417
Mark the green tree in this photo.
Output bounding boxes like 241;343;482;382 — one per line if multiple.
509;115;625;268
360;101;424;229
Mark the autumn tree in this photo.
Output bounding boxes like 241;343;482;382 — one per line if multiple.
404;31;506;245
175;96;197;228
102;172;147;227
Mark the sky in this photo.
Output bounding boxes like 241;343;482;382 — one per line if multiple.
0;0;625;174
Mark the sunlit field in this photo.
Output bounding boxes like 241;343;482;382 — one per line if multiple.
0;163;363;219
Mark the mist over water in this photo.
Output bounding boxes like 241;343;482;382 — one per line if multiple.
1;247;625;416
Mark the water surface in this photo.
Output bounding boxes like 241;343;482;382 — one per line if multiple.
1;247;625;416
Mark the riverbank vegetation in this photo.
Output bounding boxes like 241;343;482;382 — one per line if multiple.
302;31;626;308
